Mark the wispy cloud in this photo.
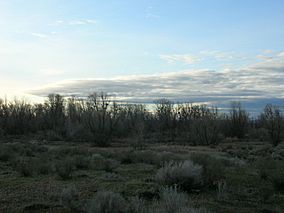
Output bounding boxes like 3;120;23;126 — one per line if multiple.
39;68;65;76
278;52;284;58
50;19;98;26
145;13;160;19
27;56;284;111
69;19;98;25
256;54;274;60
160;50;249;66
199;50;244;61
160;54;201;64
30;32;49;39
145;5;160;19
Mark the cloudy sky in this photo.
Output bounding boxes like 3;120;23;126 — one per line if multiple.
0;0;284;110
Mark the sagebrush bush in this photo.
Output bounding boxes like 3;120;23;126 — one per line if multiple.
74;155;91;170
120;150;181;167
189;153;228;188
61;185;79;210
155;160;203;191
157;186;189;213
128;196;149;213
216;180;228;201
37;159;51;175
120;150;160;165
270;169;284;192
176;208;211;213
0;144;14;162
15;157;34;177
45;130;64;141
56;158;74;180
91;154;119;172
87;191;127;213
155;186;210;213
255;157;275;180
66;122;94;142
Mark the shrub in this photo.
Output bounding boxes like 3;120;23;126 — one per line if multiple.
155;186;211;213
45;130;63;141
91;155;119;172
74;155;90;170
61;185;79;210
189;154;227;188
120;150;162;166
216;180;228;201
66;123;94;142
255;157;275;180
158;186;189;213
87;191;127;213
177;208;211;213
155;160;203;192
127;197;149;213
103;159;120;172
37;160;51;175
254;158;284;196
56;158;74;180
270;169;284;192
15;157;34;177
0;145;14;162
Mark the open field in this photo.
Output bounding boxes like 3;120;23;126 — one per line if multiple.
0;139;284;213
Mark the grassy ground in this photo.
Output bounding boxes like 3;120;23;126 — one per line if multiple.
0;139;284;213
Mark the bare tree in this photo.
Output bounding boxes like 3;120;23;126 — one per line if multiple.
260;104;283;146
154;99;177;142
228;102;249;139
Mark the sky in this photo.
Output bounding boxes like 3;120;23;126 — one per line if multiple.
0;0;284;111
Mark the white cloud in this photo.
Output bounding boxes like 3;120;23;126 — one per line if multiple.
145;13;160;19
40;69;65;76
145;5;160;19
27;58;284;111
30;32;48;39
199;50;243;61
262;49;274;54
160;54;201;64
160;50;248;66
278;52;284;58
50;19;98;26
256;54;274;60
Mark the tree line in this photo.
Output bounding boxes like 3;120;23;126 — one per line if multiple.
0;93;283;146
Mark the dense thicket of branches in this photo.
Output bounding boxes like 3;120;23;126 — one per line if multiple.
0;93;283;146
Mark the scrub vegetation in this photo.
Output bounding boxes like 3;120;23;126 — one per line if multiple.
0;93;283;212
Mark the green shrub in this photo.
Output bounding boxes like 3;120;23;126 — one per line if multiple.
46;130;64;141
189;154;227;188
56;158;74;180
127;197;149;213
155;160;203;192
61;185;79;210
91;155;119;172
74;155;90;170
255;157;275;180
120;150;159;165
270;169;284;192
37;157;51;175
87;191;127;213
0;145;14;162
103;159;120;172
156;186;211;213
120;150;181;167
158;186;189;213
15;157;34;177
254;157;284;193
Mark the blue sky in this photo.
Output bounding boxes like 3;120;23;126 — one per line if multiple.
0;0;284;110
